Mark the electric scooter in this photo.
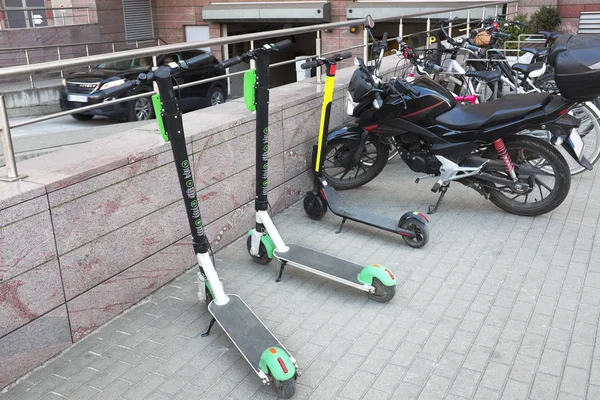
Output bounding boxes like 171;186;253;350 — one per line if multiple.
119;53;298;397
301;44;430;248
220;42;397;302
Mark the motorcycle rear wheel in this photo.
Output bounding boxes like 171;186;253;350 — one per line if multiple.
483;136;571;216
322;136;389;190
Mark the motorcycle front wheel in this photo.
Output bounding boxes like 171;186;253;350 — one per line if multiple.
482;136;571;216
322;136;389;190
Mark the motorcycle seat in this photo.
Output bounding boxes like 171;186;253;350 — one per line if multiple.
522;47;548;58
512;62;545;77
435;93;551;130
464;70;501;82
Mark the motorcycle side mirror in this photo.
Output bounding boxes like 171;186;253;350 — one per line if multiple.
366;15;375;29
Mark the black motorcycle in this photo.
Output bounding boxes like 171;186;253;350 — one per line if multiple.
322;28;600;217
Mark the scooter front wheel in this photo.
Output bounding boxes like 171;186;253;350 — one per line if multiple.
246;236;272;265
368;278;396;303
273;378;296;399
303;192;327;220
272;377;296;398
400;219;430;248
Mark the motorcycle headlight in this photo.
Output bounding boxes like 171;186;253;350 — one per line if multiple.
100;79;126;91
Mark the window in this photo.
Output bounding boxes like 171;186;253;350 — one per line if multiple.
5;0;47;29
122;0;154;42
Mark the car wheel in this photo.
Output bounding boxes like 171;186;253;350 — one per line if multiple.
72;114;94;121
128;96;154;122
207;86;226;106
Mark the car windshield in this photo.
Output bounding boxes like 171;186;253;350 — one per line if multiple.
95;58;151;70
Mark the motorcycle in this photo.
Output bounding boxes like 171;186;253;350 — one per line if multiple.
321;19;599;216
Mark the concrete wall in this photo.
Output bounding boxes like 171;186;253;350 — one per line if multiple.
0;56;364;388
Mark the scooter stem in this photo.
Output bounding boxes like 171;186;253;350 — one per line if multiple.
315;63;337;175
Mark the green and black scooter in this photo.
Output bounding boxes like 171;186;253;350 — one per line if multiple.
222;41;398;302
302;17;430;248
109;52;298;397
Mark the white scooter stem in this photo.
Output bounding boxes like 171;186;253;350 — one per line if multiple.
197;252;229;305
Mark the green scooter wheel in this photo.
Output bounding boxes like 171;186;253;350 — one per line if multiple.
272;377;296;398
246;236;272;265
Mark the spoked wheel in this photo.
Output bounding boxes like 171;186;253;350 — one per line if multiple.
303;192;327;220
534;74;600;175
322;136;389;190
362;143;399;166
368;278;396;303
399;219;429;249
272;378;296;398
246;236;272;265
483;136;570;216
563;103;600;174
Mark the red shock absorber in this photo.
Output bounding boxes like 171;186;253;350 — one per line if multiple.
494;139;517;181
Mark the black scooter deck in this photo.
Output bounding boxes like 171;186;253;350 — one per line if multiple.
322;186;403;233
274;244;370;290
208;295;287;373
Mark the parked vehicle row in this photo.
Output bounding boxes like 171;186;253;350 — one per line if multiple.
72;14;600;398
59;50;228;122
318;16;600;217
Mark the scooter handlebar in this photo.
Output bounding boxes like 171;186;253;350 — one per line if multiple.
272;39;292;51
336;52;353;61
301;60;320;70
185;53;216;68
219;55;245;69
101;80;138;97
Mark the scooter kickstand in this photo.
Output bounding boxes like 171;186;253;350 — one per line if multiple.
336;218;347;234
201;317;216;337
428;184;449;215
276;261;287;282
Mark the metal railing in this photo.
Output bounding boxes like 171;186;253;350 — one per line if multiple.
0;38;168;87
0;6;92;30
0;0;517;182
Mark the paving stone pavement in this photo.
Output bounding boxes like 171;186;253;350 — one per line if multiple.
2;157;600;400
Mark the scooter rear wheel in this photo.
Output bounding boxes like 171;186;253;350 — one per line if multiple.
246;236;272;265
303;192;327;220
272;378;296;398
368;278;396;303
